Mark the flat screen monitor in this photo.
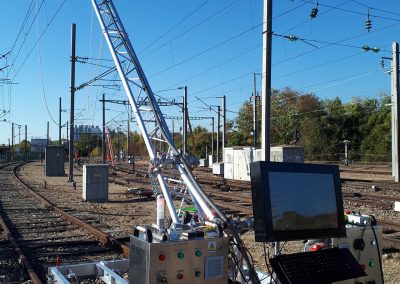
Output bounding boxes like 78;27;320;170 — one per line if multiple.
250;161;346;242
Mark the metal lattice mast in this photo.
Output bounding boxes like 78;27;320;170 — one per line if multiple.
90;0;226;223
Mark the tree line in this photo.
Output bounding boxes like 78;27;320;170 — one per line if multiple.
14;87;388;163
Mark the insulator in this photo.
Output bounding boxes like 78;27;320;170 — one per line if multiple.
365;19;372;32
380;59;385;68
310;7;318;18
362;45;370;52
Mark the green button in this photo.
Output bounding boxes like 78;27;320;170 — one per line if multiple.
177;251;185;259
195;271;201;277
369;261;375;267
195;250;202;257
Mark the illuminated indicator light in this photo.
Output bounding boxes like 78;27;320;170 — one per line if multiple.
177;252;185;259
195;271;201;277
369;261;375;267
159;254;166;261
177;273;184;280
195;250;202;257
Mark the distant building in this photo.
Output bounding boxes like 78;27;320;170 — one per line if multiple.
31;138;48;152
73;125;102;141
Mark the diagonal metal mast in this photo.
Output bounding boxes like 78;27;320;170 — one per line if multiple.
90;0;226;223
90;1;260;281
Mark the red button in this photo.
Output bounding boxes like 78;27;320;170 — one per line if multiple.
159;254;166;261
360;264;366;270
177;273;184;280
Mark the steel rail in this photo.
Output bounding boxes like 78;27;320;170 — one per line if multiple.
12;162;130;257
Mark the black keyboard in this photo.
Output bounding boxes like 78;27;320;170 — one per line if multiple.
269;247;366;284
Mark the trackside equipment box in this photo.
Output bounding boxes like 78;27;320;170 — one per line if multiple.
82;164;109;202
45;146;65;176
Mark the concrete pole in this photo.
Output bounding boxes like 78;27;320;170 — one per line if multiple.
68;23;76;183
102;94;106;164
183;86;188;156
18;125;21;144
117;127;120;161
222;95;226;160
11;122;14;154
216;106;221;162
66;121;69;143
211;117;214;160
392;59;395;177
172;118;175;143
47;122;49;146
25;125;27;161
59;97;62;145
342;140;350;166
127;110;130;157
261;0;272;162
393;42;399;182
253;74;258;147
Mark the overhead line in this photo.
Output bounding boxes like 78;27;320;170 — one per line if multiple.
11;0;67;81
300;0;400;22
139;0;210;54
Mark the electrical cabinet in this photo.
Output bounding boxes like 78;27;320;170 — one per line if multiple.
82;164;109;202
332;225;383;284
129;235;229;284
45;146;65;176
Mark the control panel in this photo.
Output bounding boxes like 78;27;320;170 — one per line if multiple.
332;224;383;284
129;235;229;284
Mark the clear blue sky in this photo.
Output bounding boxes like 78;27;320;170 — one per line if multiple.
0;0;399;145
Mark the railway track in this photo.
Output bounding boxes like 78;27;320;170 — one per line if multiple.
0;162;129;282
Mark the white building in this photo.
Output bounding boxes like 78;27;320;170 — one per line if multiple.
73;125;102;141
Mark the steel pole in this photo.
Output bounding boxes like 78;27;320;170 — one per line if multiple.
68;23;76;183
102;94;106;164
216;106;220;162
393;42;399;182
11;123;14;154
222;95;226;160
25;125;27;161
261;0;272;162
47;121;49;146
127;109;130;157
211;117;214;160
253;73;258;147
183;86;188;156
59;97;62;145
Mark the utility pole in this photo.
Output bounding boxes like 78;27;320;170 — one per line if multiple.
222;95;226;158
47;122;49;146
211;117;214;160
11;122;14;154
68;23;76;183
59;97;62;145
172;118;175;143
66;121;69;143
261;0;272;162
18;125;21;144
393;42;399;182
182;86;188;156
253;73;258;147
341;140;350;166
216;106;221;162
102;94;106;164
117;127;120;161
25;125;27;161
127;109;131;158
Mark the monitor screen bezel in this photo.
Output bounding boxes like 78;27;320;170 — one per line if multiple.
250;161;346;242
